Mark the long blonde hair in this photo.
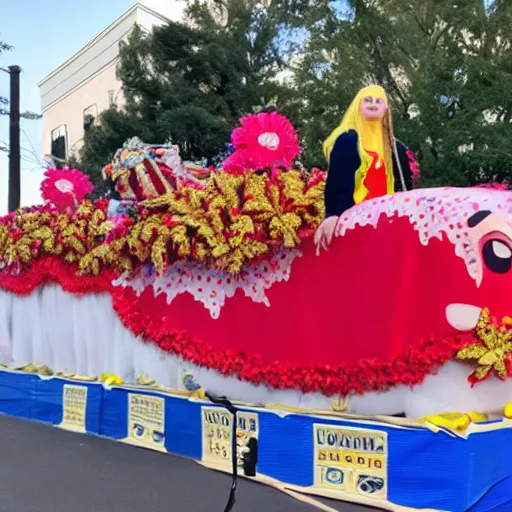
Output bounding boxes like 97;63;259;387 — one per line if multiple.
323;85;395;204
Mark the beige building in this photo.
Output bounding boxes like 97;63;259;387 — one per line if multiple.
39;1;183;162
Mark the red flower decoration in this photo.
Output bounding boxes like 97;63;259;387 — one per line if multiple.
41;169;94;212
224;112;300;173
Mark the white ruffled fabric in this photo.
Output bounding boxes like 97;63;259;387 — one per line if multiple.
1;285;512;418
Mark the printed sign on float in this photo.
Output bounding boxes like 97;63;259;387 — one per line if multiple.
60;384;88;433
313;424;388;499
201;406;259;470
124;393;167;452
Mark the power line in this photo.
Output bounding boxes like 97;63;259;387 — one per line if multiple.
20;127;42;165
0;139;41;160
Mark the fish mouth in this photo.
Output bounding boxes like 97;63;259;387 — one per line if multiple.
446;303;482;332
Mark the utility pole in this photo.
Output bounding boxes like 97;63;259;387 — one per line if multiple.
8;65;21;212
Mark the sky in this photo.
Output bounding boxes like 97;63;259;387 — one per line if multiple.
0;0;179;214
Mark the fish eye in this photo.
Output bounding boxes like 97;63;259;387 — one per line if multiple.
375;98;383;105
482;239;512;274
363;96;373;104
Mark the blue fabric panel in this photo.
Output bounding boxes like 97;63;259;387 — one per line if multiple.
32;377;64;425
0;371;510;512
163;394;202;460
31;377;103;433
99;387;129;440
257;413;471;511
0;371;37;419
467;473;512;511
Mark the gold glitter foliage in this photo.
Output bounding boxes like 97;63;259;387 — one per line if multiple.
456;308;512;382
0;170;325;276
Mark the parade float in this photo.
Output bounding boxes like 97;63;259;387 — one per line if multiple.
1;96;512;512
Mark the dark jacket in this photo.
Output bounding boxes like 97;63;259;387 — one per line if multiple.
324;130;415;218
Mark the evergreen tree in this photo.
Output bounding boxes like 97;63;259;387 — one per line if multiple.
289;0;415;170
78;0;297;192
78;0;512;189
294;0;512;186
406;0;512;186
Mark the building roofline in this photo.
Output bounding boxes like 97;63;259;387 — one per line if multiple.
40;57;119;113
38;2;169;87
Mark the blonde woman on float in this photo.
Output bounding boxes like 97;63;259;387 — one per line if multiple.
315;85;419;252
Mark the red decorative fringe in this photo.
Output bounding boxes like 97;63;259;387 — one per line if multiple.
0;257;466;396
0;258;114;296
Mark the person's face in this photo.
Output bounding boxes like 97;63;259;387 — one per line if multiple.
359;95;387;121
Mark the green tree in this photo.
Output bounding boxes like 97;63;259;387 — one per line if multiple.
79;0;512;188
406;0;512;186
293;0;512;186
289;0;418;170
77;0;298;193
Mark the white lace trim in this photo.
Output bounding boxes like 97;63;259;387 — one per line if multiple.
335;187;512;286
112;249;302;319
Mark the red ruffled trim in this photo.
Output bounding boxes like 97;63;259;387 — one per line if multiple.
0;258;114;296
0;257;466;396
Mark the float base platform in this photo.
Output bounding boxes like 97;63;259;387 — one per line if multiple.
0;368;511;512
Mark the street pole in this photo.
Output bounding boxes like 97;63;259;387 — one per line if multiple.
8;65;21;212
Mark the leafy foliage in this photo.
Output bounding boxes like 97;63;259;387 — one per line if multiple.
294;0;512;185
77;0;512;191
77;0;297;193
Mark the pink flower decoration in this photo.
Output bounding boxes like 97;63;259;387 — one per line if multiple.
406;149;420;183
476;182;509;190
223;149;266;175
40;168;94;212
224;112;300;173
104;214;134;243
222;152;248;175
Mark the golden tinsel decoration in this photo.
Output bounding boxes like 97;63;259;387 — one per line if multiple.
0;170;325;276
456;308;512;382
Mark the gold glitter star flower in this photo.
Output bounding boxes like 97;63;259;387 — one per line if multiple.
456;308;512;382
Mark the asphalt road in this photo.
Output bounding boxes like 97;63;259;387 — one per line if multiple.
0;415;380;512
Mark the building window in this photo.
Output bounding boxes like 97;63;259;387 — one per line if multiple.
83;104;98;132
51;125;67;160
108;90;116;107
